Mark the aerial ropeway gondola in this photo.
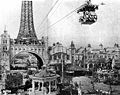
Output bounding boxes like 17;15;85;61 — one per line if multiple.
77;0;102;25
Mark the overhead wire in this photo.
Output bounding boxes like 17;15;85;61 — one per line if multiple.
46;1;105;30
48;0;63;18
39;0;60;28
40;6;81;32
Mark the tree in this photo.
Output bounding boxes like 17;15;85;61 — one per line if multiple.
5;72;23;92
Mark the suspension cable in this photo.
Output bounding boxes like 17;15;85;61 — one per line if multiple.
39;0;61;27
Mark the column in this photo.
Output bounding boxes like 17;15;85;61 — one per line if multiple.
49;81;51;94
38;81;40;91
87;64;89;70
42;81;44;93
55;80;57;90
32;80;35;92
61;53;62;60
52;55;54;61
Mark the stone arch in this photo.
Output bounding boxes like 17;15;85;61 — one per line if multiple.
10;51;44;70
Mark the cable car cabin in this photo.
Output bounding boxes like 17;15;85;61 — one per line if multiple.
79;11;97;25
77;0;98;25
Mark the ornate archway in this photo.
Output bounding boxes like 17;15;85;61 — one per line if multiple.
10;51;44;70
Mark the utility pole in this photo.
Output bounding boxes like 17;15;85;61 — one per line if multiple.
84;47;86;68
108;76;112;95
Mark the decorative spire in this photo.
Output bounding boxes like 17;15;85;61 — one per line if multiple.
17;1;38;41
4;25;7;33
70;41;75;48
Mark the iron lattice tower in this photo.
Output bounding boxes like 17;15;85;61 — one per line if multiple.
17;1;38;41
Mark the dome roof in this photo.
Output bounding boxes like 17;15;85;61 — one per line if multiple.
72;76;94;93
72;76;92;84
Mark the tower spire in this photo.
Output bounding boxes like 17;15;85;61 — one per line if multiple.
17;1;38;41
4;25;7;33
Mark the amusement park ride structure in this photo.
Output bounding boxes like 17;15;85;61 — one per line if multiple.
77;0;105;25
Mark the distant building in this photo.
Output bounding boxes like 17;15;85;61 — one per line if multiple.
49;42;71;76
49;42;71;65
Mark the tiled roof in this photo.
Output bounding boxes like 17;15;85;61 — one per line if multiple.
34;69;58;78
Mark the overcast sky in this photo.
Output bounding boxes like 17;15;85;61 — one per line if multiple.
0;0;120;48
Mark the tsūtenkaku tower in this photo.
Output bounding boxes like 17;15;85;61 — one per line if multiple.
17;1;39;44
9;1;49;69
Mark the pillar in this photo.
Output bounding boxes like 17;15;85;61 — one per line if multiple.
61;53;62;60
41;81;44;92
49;81;51;94
32;80;35;92
38;81;40;91
55;80;57;89
87;64;89;70
51;55;54;61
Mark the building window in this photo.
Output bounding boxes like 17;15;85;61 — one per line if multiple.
89;64;93;68
49;55;52;60
54;55;57;60
85;64;87;68
4;35;6;38
51;80;55;86
67;55;70;60
0;74;2;80
3;40;7;44
58;54;61;59
3;46;7;51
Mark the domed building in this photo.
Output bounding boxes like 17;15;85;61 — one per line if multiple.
29;66;59;95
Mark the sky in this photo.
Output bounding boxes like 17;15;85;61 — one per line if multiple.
0;0;120;48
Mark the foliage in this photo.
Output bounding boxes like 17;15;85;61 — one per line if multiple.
5;72;23;90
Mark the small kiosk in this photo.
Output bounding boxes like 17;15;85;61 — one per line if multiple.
29;66;59;95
